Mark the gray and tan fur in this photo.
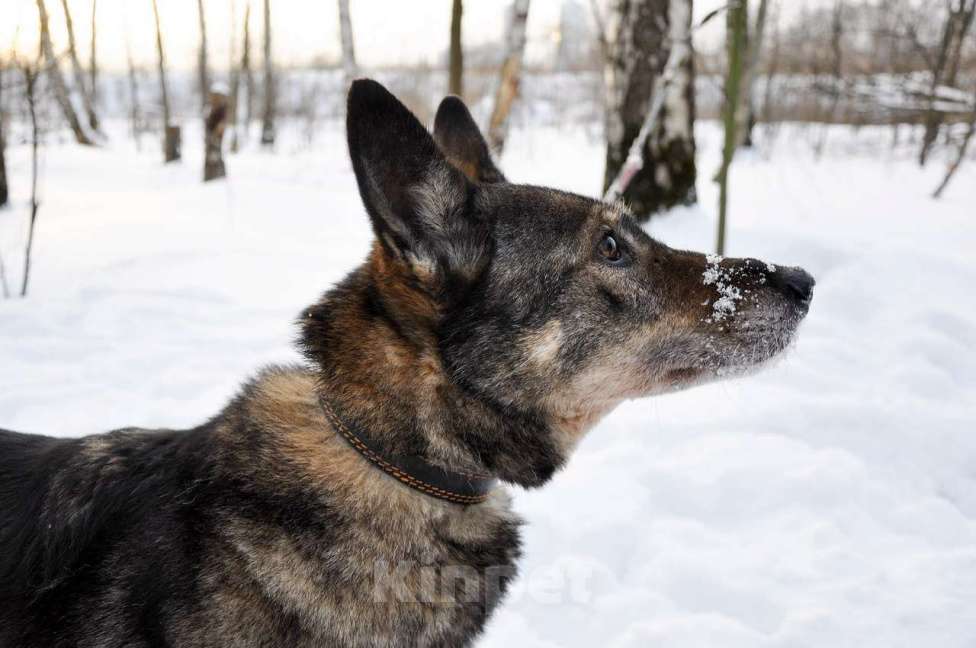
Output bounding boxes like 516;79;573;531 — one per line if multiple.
0;80;814;647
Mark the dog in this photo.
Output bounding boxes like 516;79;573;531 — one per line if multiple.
0;79;814;647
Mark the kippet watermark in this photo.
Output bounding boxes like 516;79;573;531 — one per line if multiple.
372;559;613;606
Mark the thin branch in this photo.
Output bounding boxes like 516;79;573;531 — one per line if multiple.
933;86;976;198
0;251;10;298
588;0;610;63
19;59;42;298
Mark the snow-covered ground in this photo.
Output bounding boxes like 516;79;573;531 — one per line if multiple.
1;119;974;647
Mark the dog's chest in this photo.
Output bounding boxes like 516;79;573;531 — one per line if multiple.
211;496;523;647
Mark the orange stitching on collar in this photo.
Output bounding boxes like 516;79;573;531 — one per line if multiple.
320;399;491;505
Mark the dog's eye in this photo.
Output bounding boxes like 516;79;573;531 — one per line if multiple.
598;233;622;263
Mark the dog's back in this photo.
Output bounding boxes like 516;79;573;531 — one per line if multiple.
0;429;82;596
0;426;216;646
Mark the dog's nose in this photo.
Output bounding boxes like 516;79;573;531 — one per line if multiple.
769;266;815;304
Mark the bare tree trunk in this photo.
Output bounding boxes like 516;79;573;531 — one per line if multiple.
260;0;275;146
0;60;8;208
89;0;98;115
0;60;9;295
759;2;780;142
449;0;463;97
21;62;42;298
944;3;975;83
813;0;843;158
740;0;769;147
124;32;143;149
204;90;228;181
0;140;6;209
151;0;181;162
716;0;748;256
0;60;8;293
241;2;254;143
0;246;9;297
0;62;8;296
59;0;100;133
36;0;94;146
919;0;976;166
228;0;241;152
338;0;358;91
932;83;976;198
603;0;696;218
487;0;530;155
197;0;210;110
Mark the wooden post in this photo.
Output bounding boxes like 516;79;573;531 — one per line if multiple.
164;126;182;162
204;89;228;181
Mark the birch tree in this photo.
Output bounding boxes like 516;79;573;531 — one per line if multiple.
36;0;94;146
716;0;748;256
602;0;696;218
487;0;530;155
260;0;275;146
151;0;181;162
338;0;358;90
449;0;463;96
59;0;100;132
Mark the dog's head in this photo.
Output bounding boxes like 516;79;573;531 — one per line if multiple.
339;80;812;471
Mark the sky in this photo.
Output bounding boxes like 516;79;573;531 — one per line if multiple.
0;0;746;73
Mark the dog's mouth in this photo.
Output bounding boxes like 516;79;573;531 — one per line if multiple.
654;298;810;392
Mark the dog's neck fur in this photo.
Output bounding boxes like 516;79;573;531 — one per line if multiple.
300;245;564;490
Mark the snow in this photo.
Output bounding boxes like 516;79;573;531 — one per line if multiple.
2;119;976;647
701;252;746;322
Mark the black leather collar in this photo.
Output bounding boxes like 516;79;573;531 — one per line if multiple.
319;397;496;505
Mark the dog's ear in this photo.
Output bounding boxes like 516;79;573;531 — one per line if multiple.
433;96;506;184
346;80;489;282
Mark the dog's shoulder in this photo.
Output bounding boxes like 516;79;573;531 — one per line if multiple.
0;422;215;598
